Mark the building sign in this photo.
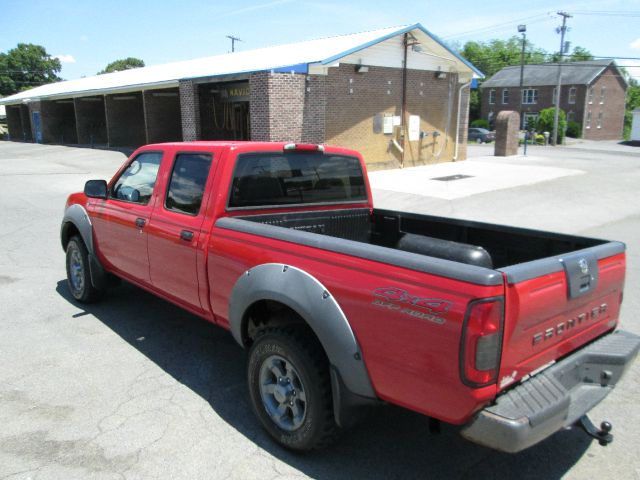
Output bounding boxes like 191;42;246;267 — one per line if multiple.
220;82;250;102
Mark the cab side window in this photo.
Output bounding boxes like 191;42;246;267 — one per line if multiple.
165;153;213;215
110;152;163;204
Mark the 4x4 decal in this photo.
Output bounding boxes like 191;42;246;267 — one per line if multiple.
372;287;452;325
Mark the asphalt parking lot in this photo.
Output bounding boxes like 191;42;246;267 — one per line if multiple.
0;141;639;480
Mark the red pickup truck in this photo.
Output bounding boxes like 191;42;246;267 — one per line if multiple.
61;141;639;452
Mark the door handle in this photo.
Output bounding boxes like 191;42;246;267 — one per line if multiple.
180;230;194;241
135;218;146;228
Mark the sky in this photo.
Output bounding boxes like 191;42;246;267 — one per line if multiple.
1;0;640;82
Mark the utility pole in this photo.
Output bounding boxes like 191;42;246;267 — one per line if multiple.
518;25;527;130
552;11;571;146
226;35;243;53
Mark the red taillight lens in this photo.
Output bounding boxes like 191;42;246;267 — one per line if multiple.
283;143;325;152
460;298;504;387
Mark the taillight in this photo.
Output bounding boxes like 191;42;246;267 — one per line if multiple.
283;143;325;152
460;297;504;388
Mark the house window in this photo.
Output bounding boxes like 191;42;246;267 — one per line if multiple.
522;89;538;104
600;86;606;104
568;87;577;104
552;87;558;104
489;89;496;104
588;87;594;104
586;110;592;129
502;89;509;104
597;111;603;128
567;111;575;122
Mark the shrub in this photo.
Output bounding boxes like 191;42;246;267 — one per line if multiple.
535;134;545;145
536;107;567;143
470;119;490;129
566;121;582;138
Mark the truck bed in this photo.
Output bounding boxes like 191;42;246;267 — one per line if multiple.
229;207;609;271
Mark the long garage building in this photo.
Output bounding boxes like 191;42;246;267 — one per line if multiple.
0;24;481;168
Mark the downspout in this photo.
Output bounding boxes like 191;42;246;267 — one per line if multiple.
453;80;472;161
400;33;409;168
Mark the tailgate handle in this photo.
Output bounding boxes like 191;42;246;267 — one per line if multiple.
180;230;194;241
560;252;599;299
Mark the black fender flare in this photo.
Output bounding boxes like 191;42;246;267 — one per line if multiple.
229;263;376;402
61;204;107;290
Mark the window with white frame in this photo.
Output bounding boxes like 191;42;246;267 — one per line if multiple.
586;110;592;128
600;86;606;104
597;111;603;128
552;87;558;104
502;89;509;104
522;89;538;104
567;111;575;122
489;89;496;104
568;87;577;104
588;87;594;104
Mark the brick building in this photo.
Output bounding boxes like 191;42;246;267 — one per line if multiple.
1;24;481;168
480;60;627;140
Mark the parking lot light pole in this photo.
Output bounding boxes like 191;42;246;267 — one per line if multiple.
518;25;526;130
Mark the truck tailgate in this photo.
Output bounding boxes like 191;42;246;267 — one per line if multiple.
497;242;626;390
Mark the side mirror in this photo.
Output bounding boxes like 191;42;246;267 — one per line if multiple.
84;180;108;199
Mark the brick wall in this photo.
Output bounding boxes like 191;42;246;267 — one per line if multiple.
481;65;626;140
249;72;326;143
249;72;270;141
301;75;326;144
582;66;626;140
325;65;466;169
179;80;200;141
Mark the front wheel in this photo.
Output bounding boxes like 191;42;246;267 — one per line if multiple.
247;327;339;451
66;236;105;303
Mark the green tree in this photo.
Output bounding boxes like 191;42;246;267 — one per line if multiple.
461;36;546;78
98;57;145;75
623;80;640;139
0;43;61;96
536;107;567;142
549;46;594;62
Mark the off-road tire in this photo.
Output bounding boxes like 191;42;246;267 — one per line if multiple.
65;235;105;303
247;326;339;451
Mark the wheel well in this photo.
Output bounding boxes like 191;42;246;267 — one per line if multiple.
61;222;80;250
242;300;316;348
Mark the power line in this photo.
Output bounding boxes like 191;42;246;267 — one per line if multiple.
571;10;640;17
442;13;551;39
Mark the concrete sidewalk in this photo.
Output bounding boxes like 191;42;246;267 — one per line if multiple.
368;154;583;200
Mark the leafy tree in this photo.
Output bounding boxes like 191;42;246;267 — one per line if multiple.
623;82;640;139
549;46;594;63
461;36;546;78
98;57;145;75
0;43;61;96
536;107;566;142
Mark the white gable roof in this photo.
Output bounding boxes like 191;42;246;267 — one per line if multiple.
1;24;480;105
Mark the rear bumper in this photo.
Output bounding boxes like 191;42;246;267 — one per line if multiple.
460;330;640;453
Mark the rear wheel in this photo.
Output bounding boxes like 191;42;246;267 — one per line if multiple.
247;326;339;451
65;236;105;303
476;137;483;144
